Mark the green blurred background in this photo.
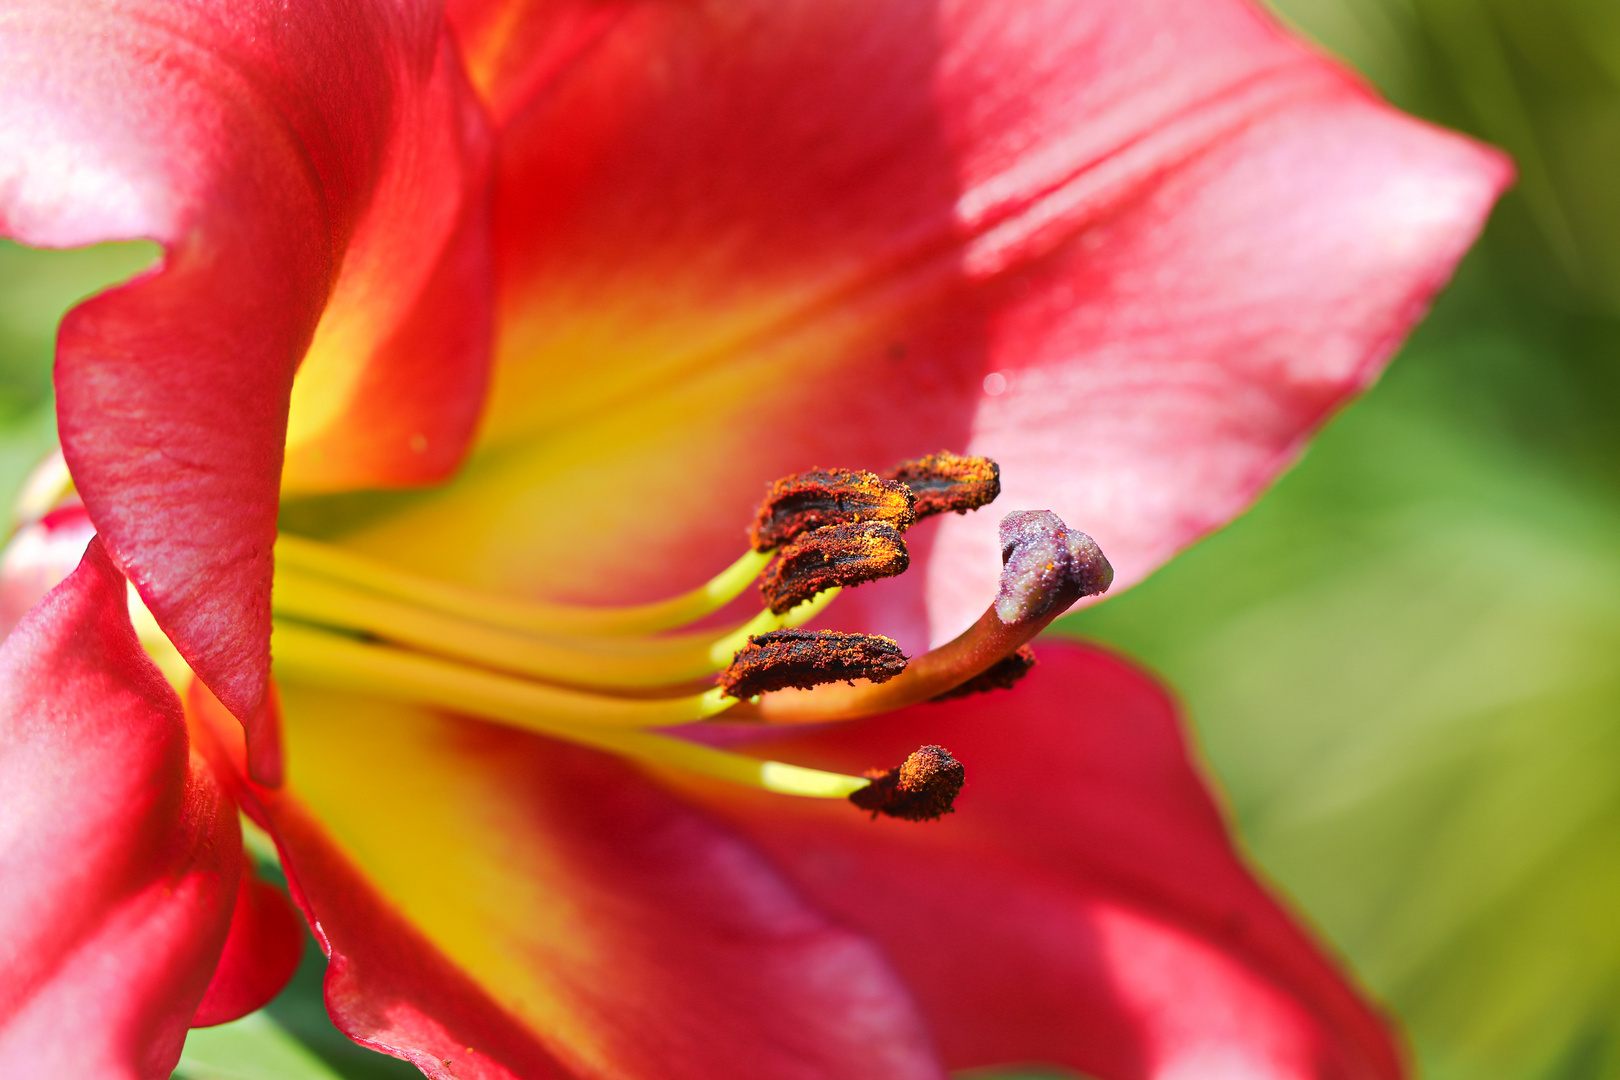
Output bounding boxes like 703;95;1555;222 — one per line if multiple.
2;1;1618;1076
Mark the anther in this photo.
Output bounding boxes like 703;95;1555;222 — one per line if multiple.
749;469;916;551
995;510;1113;625
719;629;908;699
885;451;1001;519
849;745;965;821
931;645;1036;701
759;522;910;614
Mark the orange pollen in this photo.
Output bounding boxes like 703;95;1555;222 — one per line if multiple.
759;521;910;614
748;469;916;551
719;628;908;699
849;745;966;821
930;644;1037;701
885;451;1001;519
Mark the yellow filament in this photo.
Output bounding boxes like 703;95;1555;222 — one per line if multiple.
580;727;872;799
272;569;839;690
272;621;737;731
702;588;839;667
272;621;867;799
275;533;773;638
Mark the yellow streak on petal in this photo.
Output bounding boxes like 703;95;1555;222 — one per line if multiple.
276;684;868;1077
278;686;614;1077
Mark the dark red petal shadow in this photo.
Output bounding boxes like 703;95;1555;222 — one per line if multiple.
680;640;1404;1080
191;864;305;1028
0;1;492;754
0;538;240;1079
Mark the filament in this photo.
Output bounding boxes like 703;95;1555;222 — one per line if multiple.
275;533;774;638
577;727;871;799
273;567;838;691
271;621;869;800
272;621;738;731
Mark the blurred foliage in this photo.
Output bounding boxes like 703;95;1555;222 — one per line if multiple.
0;239;156;526
1062;3;1620;1080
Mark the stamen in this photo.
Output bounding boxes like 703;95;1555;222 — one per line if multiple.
719;629;908;699
759;522;909;614
885;451;1000;519
748;469;915;551
273;567;837;691
255;469;1061;819
848;745;965;821
930;645;1036;701
275;533;773;638
732;510;1111;723
271;621;738;732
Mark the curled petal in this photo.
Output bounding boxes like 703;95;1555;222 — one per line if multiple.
0;0;493;747
0;538;239;1079
190;865;305;1028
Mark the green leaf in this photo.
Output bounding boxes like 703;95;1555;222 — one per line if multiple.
175;1012;345;1080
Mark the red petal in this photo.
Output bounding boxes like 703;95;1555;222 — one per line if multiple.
190;682;945;1080
681;640;1404;1079
191;865;305;1028
0;537;240;1079
0;2;492;741
349;0;1505;652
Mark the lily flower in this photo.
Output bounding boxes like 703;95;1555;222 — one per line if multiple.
0;0;1510;1078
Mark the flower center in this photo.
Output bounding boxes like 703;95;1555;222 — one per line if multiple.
267;452;1111;820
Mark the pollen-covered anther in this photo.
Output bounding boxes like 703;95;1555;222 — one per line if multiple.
849;745;965;821
759;522;910;614
995;510;1114;625
748;469;916;552
885;451;1001;519
931;645;1036;701
720;629;908;699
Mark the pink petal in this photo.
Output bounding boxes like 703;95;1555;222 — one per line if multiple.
0;1;492;747
681;640;1404;1079
0;537;240;1079
0;503;94;640
346;0;1505;656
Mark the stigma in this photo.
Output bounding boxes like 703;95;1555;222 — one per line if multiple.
263;452;1110;818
